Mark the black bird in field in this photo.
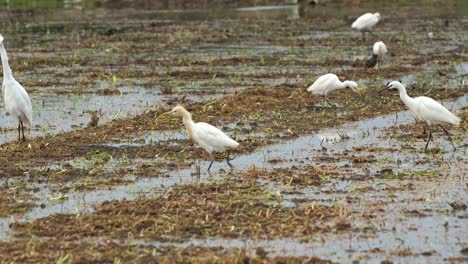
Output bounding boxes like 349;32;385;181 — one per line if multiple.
365;54;378;68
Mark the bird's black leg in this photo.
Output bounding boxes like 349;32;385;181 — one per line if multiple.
226;151;234;171
361;32;365;41
439;125;456;150
17;122;21;142
424;126;432;150
21;121;26;142
207;155;215;172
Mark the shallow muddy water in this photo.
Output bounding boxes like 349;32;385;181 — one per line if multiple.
0;0;467;262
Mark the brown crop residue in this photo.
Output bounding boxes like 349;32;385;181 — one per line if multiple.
0;238;330;263
0;1;466;262
244;166;340;186
0;187;35;217
12;177;347;242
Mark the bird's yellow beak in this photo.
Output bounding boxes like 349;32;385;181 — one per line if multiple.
352;87;362;97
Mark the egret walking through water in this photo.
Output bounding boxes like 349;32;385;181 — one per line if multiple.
383;81;461;150
366;41;387;69
307;73;359;107
352;12;381;40
164;105;239;172
0;34;32;142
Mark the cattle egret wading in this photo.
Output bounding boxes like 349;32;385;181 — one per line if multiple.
384;81;461;150
352;12;381;40
165;106;239;172
307;73;359;107
0;34;32;142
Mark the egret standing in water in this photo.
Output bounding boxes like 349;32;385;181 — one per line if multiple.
307;73;359;107
383;81;461;150
352;12;381;40
165;105;239;172
0;34;32;142
366;41;387;69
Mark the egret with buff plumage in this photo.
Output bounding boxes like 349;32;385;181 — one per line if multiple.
165;105;239;172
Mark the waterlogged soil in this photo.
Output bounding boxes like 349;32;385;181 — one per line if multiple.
0;0;467;263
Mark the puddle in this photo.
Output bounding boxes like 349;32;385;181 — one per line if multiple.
0;218;10;241
454;62;468;76
104;130;187;147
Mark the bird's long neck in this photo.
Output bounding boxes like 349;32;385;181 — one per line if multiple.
180;109;195;138
339;81;350;89
397;86;415;109
0;43;13;81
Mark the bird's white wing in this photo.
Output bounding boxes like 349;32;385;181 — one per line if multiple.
373;42;387;56
15;81;33;119
381;43;387;54
192;122;239;153
352;13;378;30
415;96;460;126
307;74;337;95
3;80;33;126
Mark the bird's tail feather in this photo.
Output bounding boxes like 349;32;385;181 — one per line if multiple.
227;138;240;148
20;114;32;128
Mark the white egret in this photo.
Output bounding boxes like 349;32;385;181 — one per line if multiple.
351;12;381;40
307;73;359;107
384;81;461;150
367;41;387;68
0;34;32;142
165;105;240;171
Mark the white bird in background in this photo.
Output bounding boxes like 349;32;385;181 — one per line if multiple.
383;81;461;150
367;41;387;69
165;105;240;172
307;73;359;107
0;34;33;142
352;12;381;40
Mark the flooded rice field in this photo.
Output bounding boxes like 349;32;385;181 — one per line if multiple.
0;0;467;263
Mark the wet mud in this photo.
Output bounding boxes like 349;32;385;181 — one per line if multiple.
0;0;467;263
